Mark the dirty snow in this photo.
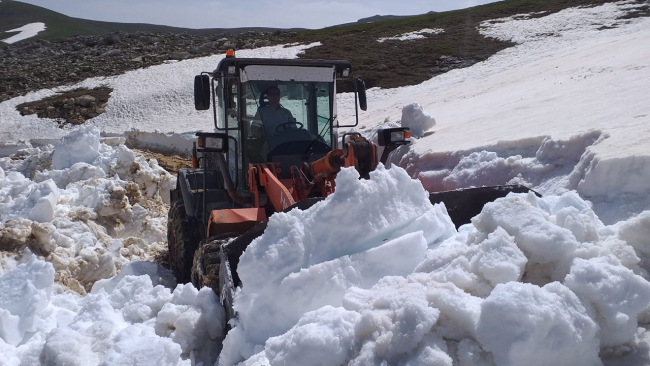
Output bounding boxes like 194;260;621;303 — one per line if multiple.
377;28;445;42
1;23;46;44
1;1;650;366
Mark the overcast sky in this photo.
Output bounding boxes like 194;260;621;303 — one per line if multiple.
16;0;502;29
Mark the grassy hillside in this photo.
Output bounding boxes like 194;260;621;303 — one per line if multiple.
0;0;298;42
295;0;649;90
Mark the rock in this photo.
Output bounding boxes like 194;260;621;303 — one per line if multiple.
254;39;271;47
102;35;121;45
169;51;191;60
75;95;96;107
101;49;123;57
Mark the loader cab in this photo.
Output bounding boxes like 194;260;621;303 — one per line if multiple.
195;55;367;187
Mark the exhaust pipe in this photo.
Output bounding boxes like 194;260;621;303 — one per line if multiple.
214;152;251;204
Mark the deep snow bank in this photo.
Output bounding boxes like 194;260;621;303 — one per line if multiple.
0;125;174;293
220;165;457;364
220;172;650;366
0;257;225;365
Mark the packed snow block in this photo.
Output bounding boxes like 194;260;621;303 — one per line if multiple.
618;210;650;257
564;256;650;347
41;270;225;366
472;193;579;268
35;162;107;189
235;232;429;345
51;125;102;170
535;130;604;164
264;306;361;366
0;257;55;346
229;166;456;360
577;154;650;199
92;261;176;295
415;228;527;297
28;179;59;223
262;279;448;366
400;102;436;138
238;165;455;294
477;227;528;286
476;282;601;366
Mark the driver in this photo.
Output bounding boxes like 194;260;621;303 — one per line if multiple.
252;86;297;137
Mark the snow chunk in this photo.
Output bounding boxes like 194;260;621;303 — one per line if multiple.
0;257;54;346
565;256;650;347
238;165;455;293
401;102;436;138
51;125;102;170
0;256;227;366
227;165;456;361
1;126;176;293
265;306;360;366
477;227;528;286
415;227;527;297
472;193;579;268
477;282;601;366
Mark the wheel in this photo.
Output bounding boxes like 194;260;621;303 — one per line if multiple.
191;236;231;293
167;196;201;283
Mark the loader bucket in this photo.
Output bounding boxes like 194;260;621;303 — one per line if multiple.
218;198;325;322
429;184;539;228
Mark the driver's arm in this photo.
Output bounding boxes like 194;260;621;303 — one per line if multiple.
251;109;265;138
285;109;297;124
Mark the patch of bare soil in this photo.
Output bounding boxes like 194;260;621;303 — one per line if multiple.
132;148;192;175
16;86;112;126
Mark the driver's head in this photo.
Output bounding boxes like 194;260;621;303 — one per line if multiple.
267;86;281;108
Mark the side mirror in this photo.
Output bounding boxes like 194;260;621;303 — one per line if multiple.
194;75;211;110
356;78;367;111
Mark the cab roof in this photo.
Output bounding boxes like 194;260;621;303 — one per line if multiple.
214;57;353;75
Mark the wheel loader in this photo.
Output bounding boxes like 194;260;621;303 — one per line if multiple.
167;50;534;330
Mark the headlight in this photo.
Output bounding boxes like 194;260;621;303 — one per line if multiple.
390;131;405;142
377;128;412;146
196;133;228;152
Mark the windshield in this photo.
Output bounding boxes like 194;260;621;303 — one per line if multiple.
241;80;333;161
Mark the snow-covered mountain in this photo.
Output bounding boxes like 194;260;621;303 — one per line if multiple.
1;1;649;365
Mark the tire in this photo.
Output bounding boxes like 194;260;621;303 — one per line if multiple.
191;236;231;293
167;196;202;283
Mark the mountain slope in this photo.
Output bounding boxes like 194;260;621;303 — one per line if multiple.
296;0;650;90
0;0;300;42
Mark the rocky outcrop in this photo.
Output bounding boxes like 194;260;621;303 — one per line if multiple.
16;87;112;125
0;30;296;103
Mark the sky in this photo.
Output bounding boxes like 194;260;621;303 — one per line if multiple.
15;0;502;29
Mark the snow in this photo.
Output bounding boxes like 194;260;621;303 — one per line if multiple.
222;166;455;362
223;185;650;366
0;125;174;294
400;102;436;137
1;23;46;44
0;256;225;365
0;43;321;155
1;1;650;365
377;28;445;43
